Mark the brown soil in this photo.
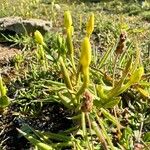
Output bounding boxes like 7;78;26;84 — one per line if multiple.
0;43;21;66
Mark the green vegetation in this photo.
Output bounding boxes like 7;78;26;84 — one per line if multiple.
0;75;10;112
0;0;150;149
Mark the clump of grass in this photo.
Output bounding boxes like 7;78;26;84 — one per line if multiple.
141;11;150;22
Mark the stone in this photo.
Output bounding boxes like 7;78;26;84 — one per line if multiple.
0;17;52;35
54;4;61;11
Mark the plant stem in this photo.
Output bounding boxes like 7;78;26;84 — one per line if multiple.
81;112;91;150
86;113;94;150
59;57;73;90
113;106;122;140
95;112;115;150
91;119;108;150
112;55;118;87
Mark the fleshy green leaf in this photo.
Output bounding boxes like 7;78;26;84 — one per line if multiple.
94;97;120;108
17;128;53;150
0;96;10;108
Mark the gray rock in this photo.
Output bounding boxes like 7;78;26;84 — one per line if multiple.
0;17;52;35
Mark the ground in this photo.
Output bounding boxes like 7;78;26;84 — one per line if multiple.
0;44;20;66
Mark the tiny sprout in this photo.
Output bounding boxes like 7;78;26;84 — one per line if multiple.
64;11;72;29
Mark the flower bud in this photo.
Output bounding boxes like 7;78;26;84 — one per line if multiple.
66;27;74;55
80;37;91;69
34;30;44;45
86;13;94;37
64;11;72;29
81;90;93;112
115;31;127;55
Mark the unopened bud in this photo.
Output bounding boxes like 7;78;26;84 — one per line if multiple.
64;11;72;29
86;13;94;37
115;31;127;55
81;90;93;112
34;30;44;45
80;37;91;70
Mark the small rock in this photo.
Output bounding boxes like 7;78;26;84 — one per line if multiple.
0;17;52;35
134;143;144;150
54;4;61;11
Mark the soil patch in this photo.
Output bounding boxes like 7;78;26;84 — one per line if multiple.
0;43;21;66
0;103;73;150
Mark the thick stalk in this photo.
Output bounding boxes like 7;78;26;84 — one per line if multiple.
59;57;73;90
91;120;108;150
